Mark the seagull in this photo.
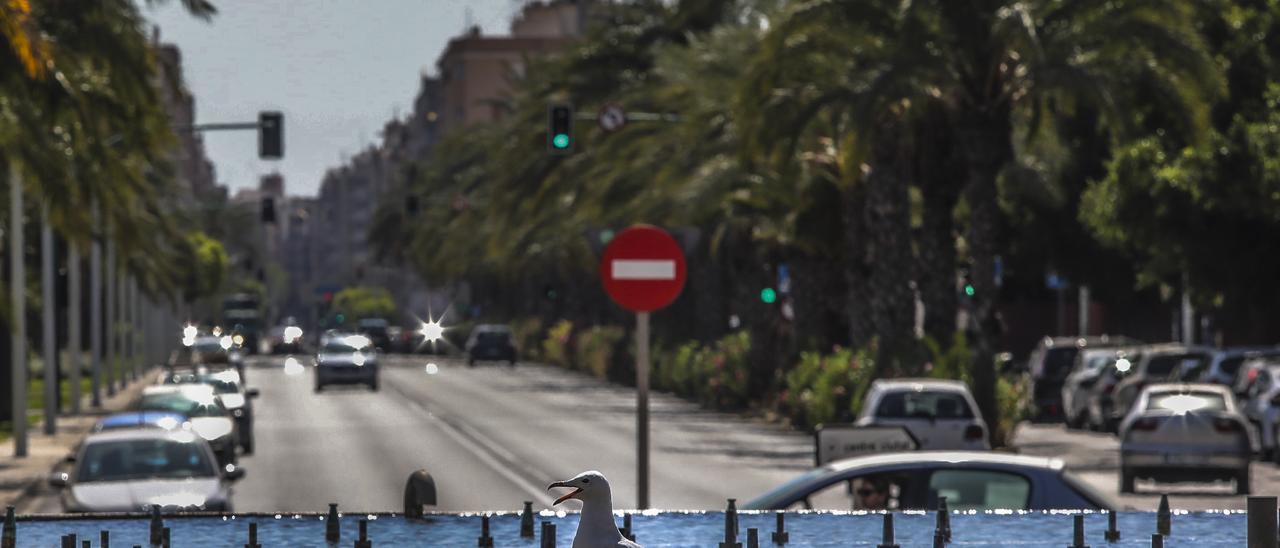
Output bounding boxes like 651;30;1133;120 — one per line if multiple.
548;471;643;548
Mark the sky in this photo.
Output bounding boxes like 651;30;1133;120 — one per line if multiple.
143;0;519;197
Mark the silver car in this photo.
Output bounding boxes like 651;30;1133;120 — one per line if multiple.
1119;383;1251;494
1061;348;1123;429
49;428;243;513
855;379;989;450
742;451;1114;511
315;334;379;391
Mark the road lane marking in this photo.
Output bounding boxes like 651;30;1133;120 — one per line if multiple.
391;385;556;508
611;259;675;280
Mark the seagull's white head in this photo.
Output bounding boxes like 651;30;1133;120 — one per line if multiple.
548;470;611;506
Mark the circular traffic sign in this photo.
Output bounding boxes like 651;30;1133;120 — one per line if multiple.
601;225;687;312
598;103;627;132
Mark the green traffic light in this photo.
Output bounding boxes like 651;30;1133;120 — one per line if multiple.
552;133;570;149
335;313;345;324
964;285;975;297
761;287;777;304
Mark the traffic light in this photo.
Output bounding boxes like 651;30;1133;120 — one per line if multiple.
259;111;283;159
760;287;778;304
261;197;276;223
548;103;573;154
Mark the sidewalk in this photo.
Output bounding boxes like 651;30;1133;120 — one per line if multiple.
0;368;161;513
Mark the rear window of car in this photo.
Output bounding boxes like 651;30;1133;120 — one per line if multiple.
477;332;512;344
1146;391;1228;413
1219;356;1247;376
1043;348;1079;379
1146;354;1207;377
874;391;974;420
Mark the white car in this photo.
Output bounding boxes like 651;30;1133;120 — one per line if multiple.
855;379;990;450
138;384;239;466
1119;383;1251;494
49;428;243;513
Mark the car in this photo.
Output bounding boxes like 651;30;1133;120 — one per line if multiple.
48;428;243;513
138;385;240;466
853;379;989;450
1084;348;1143;432
1232;356;1280;400
1239;363;1280;460
1061;348;1125;429
267;324;305;354
741;451;1115;511
315;334;379;391
164;368;259;454
1111;344;1214;425
1193;347;1280;386
1118;383;1251;494
1026;335;1141;421
357;318;392;351
466;324;517;366
92;411;191;433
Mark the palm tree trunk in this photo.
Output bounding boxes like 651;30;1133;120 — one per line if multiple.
917;108;963;343
864;121;917;374
959;109;1013;441
843;183;874;347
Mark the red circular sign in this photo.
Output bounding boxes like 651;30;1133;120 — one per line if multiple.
601;225;687;312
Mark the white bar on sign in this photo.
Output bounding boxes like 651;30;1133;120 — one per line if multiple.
613;259;676;280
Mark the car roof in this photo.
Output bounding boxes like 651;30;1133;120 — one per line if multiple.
83;427;201;444
870;378;970;392
1142;382;1231;395
143;384;216;397
96;412;189;429
1041;335;1141;349
826;450;1064;473
1138;343;1214;356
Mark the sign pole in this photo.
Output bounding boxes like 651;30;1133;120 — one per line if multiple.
636;311;650;510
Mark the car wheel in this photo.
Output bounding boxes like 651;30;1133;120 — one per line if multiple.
242;437;254;455
1120;469;1136;494
1237;467;1251;495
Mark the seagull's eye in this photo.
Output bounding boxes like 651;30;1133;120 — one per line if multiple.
582;479;590;484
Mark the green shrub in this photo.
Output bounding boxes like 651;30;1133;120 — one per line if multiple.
574;325;626;379
512;318;544;361
780;346;876;429
541;319;574;368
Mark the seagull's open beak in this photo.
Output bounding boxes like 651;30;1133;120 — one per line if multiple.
547;481;582;505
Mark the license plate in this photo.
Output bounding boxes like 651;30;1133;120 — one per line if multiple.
1163;454;1208;465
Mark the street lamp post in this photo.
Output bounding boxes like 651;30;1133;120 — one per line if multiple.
90;225;103;407
68;244;81;414
105;241;116;396
40;204;57;435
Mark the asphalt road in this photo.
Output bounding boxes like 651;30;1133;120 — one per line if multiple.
233;353;811;513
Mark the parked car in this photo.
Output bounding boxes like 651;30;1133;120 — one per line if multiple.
48;428;243;513
1027;335;1140;421
742;451;1115;511
1119;383;1251;494
315;334;379;392
138;385;239;466
1061;348;1125;429
1110;344;1213;427
465;324;517;366
1085;349;1144;432
1239;363;1280;460
91;411;191;433
854;379;989;450
357;318;392;351
1233;357;1280;401
1194;347;1280;386
164;368;259;454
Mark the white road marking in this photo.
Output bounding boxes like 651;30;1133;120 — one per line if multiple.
611;259;675;280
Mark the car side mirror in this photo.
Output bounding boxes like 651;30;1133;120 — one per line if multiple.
48;472;69;488
224;464;246;481
246;388;260;398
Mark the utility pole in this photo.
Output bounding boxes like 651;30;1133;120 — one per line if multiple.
90;222;103;407
68;244;81;414
40;204;56;435
104;241;116;396
9;162;28;457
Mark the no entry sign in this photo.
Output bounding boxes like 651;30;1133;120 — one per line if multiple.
601;225;687;312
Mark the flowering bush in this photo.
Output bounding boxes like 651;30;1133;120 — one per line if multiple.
541;319;574;368
780;346;876;429
574;325;626;379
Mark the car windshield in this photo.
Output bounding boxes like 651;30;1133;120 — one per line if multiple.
1146;391;1228;413
322;343;364;354
77;439;215;482
139;395;226;418
477;332;511;344
875;391;974;420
